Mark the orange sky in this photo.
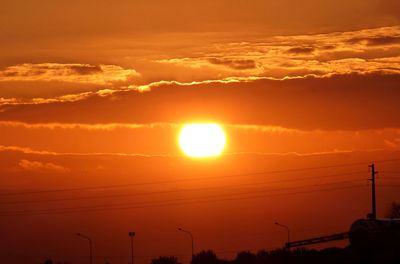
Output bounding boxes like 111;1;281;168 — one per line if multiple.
1;1;400;264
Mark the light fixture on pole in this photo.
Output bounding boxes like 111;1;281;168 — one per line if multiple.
275;222;290;244
76;233;93;264
178;227;194;261
129;232;135;264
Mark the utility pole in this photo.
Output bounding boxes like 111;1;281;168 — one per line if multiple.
368;163;378;219
129;232;135;264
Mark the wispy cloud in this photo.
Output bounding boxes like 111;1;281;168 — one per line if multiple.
0;145;173;158
224;149;354;157
0;72;399;130
0;120;308;133
0;76;280;107
18;159;70;173
0;121;178;131
226;124;303;134
0;63;140;84
0;122;399;158
0;144;355;159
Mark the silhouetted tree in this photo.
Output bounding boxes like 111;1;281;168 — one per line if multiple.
385;202;400;218
236;251;257;264
256;250;269;264
151;256;180;264
40;260;69;264
146;245;400;264
191;250;219;264
263;248;289;264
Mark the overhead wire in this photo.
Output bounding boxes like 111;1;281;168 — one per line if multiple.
0;171;365;205
1;158;393;197
0;181;366;217
1;159;398;216
1;178;364;213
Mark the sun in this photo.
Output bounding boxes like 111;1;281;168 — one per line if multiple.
179;124;226;157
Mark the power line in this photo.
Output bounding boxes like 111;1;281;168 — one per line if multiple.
0;171;365;205
1;158;386;197
0;183;365;217
376;177;400;180
0;179;364;214
1;160;397;215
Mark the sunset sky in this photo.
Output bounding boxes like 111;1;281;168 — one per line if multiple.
1;1;400;263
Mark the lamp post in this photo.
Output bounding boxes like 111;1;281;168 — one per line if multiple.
76;233;93;264
129;232;135;264
178;227;194;261
274;222;290;245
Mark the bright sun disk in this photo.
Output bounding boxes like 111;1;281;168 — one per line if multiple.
179;124;226;157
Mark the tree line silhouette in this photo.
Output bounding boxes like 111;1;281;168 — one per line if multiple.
41;246;400;264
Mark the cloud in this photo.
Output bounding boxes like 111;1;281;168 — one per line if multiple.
155;26;400;79
227;124;302;134
0;120;311;139
226;149;353;157
69;65;102;75
1;121;400;158
0;89;120;107
0;145;172;158
0;121;178;131
0;145;59;155
0;97;18;105
0;63;140;84
1;26;399;104
18;159;70;173
0;73;399;130
287;47;315;54
207;58;257;70
0;144;360;159
0;120;302;133
367;36;400;46
348;35;400;46
0;76;274;107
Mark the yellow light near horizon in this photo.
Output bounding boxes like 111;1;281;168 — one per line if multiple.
179;124;226;157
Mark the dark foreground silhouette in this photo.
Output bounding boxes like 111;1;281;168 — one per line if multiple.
41;246;400;264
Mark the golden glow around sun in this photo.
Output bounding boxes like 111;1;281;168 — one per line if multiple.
179;124;226;157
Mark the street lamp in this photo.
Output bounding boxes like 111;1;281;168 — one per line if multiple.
76;233;93;264
178;227;194;261
274;222;290;245
129;232;135;264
